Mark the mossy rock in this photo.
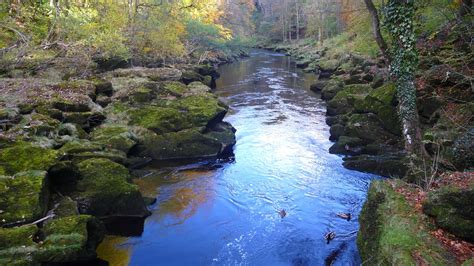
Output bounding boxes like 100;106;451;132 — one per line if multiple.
58;123;88;139
16;113;61;137
162;81;188;96
318;58;340;72
358;180;455;264
128;95;226;134
353;83;400;135
328;135;365;155
343;113;394;143
73;158;149;218
423;183;474;242
0;225;39;265
321;79;344;101
53;197;79;218
0;170;49;226
449;128;474;170
90;124;137;153
59;140;103;155
327;84;370;116
181;70;204;85
0;142;60;175
134;123;236;160
187;82;212;95
35;215;104;263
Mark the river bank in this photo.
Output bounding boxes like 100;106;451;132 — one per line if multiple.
264;19;473;264
0;58;239;264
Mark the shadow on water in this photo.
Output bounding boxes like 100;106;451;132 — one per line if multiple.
97;50;380;265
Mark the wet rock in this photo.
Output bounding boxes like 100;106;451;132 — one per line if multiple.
195;64;220;79
358;180;455;264
73;158;150;218
0;170;49;226
423;183;474;242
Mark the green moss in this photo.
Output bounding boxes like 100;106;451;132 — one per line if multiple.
358;180;455;265
162;81;188;96
90;125;136;153
73;159;148;217
0;225;39;266
0;170;49;226
128;95;226;134
59;140;103;155
318;58;340;71
36;215;104;263
0;142;59;175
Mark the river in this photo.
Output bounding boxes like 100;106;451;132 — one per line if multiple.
97;50;380;266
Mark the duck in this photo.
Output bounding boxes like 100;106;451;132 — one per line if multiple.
278;209;287;218
325;231;336;244
336;212;351;221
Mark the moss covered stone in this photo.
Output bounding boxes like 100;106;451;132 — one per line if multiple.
134;123;235;160
36;215;104;263
358;180;454;264
90;124;137;153
321;79;344;101
73;158;149;218
423;183;474;242
128;95;226;134
0;225;39;265
354;83;400;135
0;142;60;175
327;84;371;116
0;170;49;226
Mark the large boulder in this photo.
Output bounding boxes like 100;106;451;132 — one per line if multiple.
0;170;49;226
320;79;344;101
343;154;407;178
423;183;474;242
0;224;39;265
132;122;236;160
72;158;149;219
358;180;455;264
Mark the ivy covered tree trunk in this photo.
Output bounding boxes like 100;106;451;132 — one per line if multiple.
384;0;426;180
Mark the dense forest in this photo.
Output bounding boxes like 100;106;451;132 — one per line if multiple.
0;0;473;265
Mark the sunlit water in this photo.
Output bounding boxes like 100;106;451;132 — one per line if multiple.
98;50;380;266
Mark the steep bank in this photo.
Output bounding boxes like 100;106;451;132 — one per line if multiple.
0;64;236;264
266;19;473;264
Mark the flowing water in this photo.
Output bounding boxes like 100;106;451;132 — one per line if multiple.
98;50;380;266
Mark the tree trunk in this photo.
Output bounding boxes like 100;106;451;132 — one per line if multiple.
295;0;300;41
363;0;389;61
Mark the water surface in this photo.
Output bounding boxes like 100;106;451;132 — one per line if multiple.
98;50;380;266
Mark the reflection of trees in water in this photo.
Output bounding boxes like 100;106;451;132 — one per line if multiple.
140;169;216;225
96;236;131;266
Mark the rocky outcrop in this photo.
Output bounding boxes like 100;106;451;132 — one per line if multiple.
0;64;236;264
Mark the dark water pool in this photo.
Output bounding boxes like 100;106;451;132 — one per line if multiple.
97;50;380;266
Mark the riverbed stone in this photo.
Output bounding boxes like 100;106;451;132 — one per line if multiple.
90;124;137;153
0;224;39;265
320;79;344;101
326;84;371;116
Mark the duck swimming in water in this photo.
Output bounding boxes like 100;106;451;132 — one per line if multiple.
336;212;351;221
325;231;336;244
278;209;287;218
